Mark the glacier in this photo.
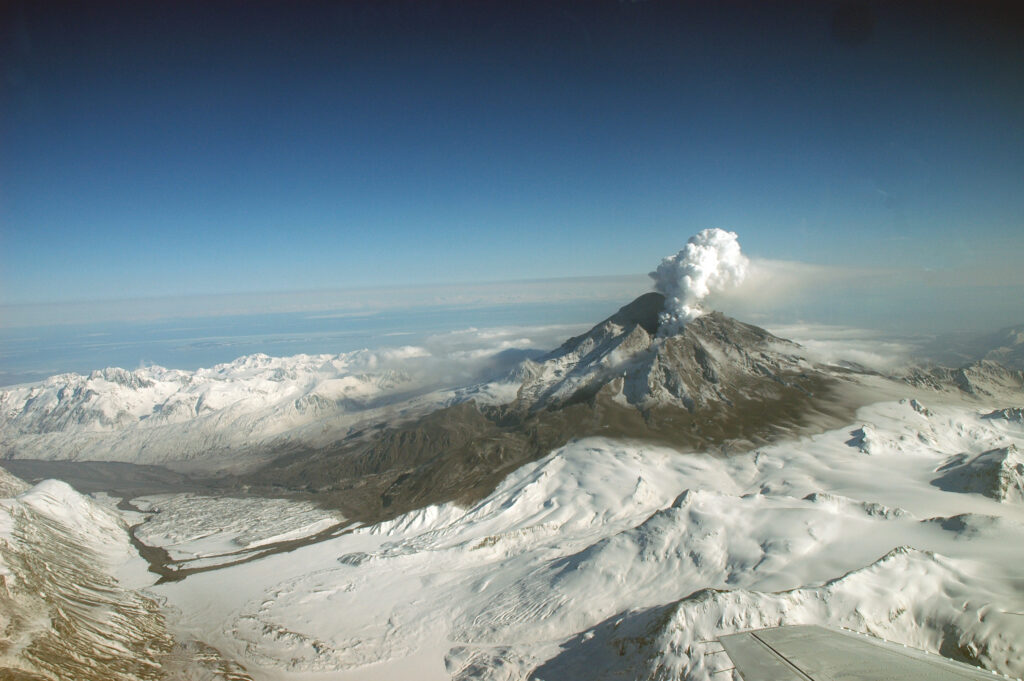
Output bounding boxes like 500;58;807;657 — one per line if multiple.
2;303;1024;679
132;398;1024;680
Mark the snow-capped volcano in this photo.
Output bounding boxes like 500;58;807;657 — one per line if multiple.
3;292;1024;680
3;292;1021;527
0;295;835;480
241;296;855;523
509;292;812;413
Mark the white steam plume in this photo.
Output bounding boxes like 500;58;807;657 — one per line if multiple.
650;228;749;332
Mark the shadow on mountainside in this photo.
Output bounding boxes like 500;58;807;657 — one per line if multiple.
237;295;858;525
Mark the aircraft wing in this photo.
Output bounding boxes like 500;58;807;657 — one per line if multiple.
718;624;1006;681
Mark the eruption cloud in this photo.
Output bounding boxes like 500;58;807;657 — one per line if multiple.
650;228;749;332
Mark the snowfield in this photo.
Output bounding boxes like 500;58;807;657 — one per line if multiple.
0;471;258;680
137;394;1024;680
0;349;507;472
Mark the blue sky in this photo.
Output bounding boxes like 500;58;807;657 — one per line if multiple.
2;1;1023;326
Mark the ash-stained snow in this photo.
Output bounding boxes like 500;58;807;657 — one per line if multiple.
148;397;1024;680
132;493;345;563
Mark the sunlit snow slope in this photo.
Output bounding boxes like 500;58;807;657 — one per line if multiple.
0;350;457;471
0;469;259;680
144;394;1024;681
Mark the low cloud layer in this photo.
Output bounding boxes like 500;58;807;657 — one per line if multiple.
766;323;920;372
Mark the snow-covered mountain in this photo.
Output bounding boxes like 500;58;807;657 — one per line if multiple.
899;359;1024;398
932;444;1024;502
9;293;1022;527
140;398;1024;680
3;295;1024;679
0;295;844;501
981;324;1024;369
0;350;445;472
918;323;1024;370
256;294;1024;527
237;296;854;523
508;292;810;413
5;294;1020;487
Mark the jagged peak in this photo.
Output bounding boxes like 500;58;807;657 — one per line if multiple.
554;292;663;356
607;291;664;336
554;293;795;365
509;293;817;417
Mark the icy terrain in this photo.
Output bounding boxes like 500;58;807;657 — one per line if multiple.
0;469;261;680
3;295;1023;679
136;394;1024;680
132;493;347;573
0;348;517;472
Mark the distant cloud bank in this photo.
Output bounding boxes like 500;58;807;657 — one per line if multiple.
0;275;650;328
2;259;1022;336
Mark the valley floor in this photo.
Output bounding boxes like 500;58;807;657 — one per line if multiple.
112;391;1024;680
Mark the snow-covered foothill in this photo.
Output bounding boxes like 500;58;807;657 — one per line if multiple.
149;397;1024;680
4;478;144;581
0;474;173;680
528;547;1021;681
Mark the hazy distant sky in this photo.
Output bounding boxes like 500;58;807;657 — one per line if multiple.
2;1;1023;328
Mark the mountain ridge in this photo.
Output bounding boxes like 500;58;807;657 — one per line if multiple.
240;297;853;522
505;293;810;416
4;294;1022;526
